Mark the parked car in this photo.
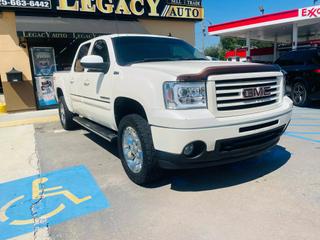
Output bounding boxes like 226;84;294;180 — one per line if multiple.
275;48;320;106
54;34;292;185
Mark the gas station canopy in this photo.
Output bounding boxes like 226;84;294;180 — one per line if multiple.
208;5;320;50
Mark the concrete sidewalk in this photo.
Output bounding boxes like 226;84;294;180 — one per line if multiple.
0;125;51;240
0;109;59;128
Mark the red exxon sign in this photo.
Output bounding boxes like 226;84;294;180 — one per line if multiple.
300;6;320;18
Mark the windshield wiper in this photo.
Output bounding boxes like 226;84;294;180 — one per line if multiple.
128;58;179;65
178;57;208;61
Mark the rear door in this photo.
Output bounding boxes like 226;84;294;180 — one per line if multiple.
79;39;114;128
70;43;91;114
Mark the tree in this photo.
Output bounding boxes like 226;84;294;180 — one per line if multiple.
204;46;226;60
205;37;273;60
204;46;219;58
220;37;246;51
220;37;272;50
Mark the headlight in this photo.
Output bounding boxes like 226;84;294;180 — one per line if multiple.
163;82;207;109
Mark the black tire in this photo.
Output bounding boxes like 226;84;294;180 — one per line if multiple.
58;96;77;130
291;81;310;107
118;114;162;185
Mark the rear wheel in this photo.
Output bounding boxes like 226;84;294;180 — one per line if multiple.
118;114;162;185
291;81;309;107
58;96;77;130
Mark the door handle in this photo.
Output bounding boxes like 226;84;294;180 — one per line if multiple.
70;80;75;84
84;82;90;86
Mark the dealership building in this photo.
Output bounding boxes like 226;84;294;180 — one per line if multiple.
0;0;204;112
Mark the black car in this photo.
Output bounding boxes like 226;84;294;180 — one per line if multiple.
275;48;320;106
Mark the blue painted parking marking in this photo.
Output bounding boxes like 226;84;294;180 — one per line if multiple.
291;118;320;121
289;124;320;127
284;132;320;143
0;165;109;240
285;132;320;135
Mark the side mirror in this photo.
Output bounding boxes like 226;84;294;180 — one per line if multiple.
80;55;108;73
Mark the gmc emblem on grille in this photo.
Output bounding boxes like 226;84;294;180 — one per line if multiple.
242;86;272;99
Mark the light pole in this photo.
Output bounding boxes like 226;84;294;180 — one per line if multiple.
259;5;265;15
202;21;206;52
201;19;213;53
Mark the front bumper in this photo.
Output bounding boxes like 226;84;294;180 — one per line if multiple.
151;97;292;169
156;125;287;169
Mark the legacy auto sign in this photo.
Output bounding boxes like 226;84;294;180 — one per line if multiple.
0;0;204;20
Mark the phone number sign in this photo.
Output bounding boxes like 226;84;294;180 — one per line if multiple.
0;0;51;9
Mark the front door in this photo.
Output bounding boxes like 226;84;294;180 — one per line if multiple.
79;39;113;128
69;43;91;114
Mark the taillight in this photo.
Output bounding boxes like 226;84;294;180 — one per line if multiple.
313;69;320;74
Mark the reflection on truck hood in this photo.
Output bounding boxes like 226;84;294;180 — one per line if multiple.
129;60;261;78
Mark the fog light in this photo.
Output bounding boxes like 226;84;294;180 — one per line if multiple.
183;141;206;159
183;143;194;156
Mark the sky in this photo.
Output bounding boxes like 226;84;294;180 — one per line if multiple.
195;0;317;50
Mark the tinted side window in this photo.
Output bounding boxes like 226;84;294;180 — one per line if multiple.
277;52;300;66
291;52;304;65
74;43;90;72
303;50;320;65
92;40;110;63
313;51;320;64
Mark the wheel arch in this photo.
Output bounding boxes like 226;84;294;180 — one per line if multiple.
292;77;310;89
56;87;64;98
114;97;148;128
56;87;74;113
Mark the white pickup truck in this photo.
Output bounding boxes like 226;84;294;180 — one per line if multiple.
54;34;293;185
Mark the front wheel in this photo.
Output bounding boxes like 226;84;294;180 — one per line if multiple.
291;81;310;107
118;114;162;185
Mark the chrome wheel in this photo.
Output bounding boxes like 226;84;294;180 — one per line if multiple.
292;82;307;105
59;102;66;126
122;126;143;174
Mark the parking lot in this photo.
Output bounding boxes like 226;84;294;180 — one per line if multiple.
0;105;320;240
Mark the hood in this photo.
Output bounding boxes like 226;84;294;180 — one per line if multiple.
129;61;279;79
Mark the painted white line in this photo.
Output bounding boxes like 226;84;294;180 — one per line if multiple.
53;129;66;134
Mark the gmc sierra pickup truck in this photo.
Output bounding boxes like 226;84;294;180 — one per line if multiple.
54;34;293;185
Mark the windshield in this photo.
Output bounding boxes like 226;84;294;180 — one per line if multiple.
112;36;207;66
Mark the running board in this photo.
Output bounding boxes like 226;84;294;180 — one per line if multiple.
73;116;117;142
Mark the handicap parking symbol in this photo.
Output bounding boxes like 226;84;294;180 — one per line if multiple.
0;165;109;240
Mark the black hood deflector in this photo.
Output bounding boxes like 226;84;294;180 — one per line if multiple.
177;64;281;81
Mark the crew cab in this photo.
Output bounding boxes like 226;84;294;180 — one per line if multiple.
54;34;293;185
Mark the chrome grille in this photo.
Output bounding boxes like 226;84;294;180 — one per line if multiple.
215;77;281;111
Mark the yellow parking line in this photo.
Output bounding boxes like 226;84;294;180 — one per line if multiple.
0;103;6;114
0;115;59;128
